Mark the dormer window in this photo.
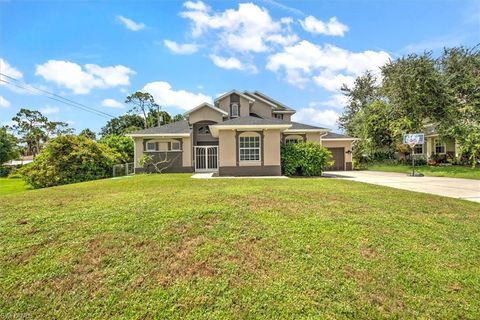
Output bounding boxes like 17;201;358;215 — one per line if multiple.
273;113;283;120
231;103;239;117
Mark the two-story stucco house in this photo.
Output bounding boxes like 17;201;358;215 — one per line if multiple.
127;90;356;176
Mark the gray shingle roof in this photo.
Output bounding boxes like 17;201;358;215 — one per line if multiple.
128;120;190;135
290;122;326;130
323;132;353;139
251;91;295;111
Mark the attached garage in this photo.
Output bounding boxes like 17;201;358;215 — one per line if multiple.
321;132;356;171
326;147;345;170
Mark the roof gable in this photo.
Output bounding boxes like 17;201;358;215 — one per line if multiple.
183;102;228;116
252;91;295;111
214;90;255;103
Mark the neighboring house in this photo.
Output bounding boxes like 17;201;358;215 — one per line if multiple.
412;124;458;159
2;155;34;166
127;90;356;176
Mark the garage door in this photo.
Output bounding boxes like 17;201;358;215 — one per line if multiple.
327;147;345;171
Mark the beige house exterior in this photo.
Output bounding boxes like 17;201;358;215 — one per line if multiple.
127;90;356;176
409;124;458;159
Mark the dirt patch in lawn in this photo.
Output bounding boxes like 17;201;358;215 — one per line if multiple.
135;214;280;289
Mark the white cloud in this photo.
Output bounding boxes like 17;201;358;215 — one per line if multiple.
0;58;23;83
209;54;257;73
142;81;211;110
0;95;10;108
102;98;124;108
164;40;199;55
309;94;348;109
116;15;145;31
180;2;298;53
292;108;339;128
312;70;355;92
35;60;135;94
184;0;210;12
266;40;390;90
300;16;348;36
40;106;60;115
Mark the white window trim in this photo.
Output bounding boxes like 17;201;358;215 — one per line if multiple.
413;143;424;155
231;103;239;117
434;138;446;154
146;141;157;152
239;133;261;162
285;134;304;144
171;141;181;151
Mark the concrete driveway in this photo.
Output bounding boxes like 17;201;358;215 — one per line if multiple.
323;170;480;203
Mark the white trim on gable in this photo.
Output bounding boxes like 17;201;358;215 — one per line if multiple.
214;90;256;103
183;102;228;117
245;91;278;109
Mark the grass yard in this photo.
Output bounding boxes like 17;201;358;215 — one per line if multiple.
366;163;480;180
0;177;30;196
1;174;479;319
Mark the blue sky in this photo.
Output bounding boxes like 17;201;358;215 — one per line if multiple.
0;0;478;134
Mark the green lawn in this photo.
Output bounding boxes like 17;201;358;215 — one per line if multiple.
1;174;479;319
366;163;480;180
0;177;30;196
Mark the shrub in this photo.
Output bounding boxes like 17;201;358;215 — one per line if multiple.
0;165;14;177
20;135;118;188
281;142;333;176
98;135;134;163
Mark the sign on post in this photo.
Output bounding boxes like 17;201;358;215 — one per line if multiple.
403;133;425;177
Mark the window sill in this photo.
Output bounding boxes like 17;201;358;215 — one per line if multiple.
239;161;262;166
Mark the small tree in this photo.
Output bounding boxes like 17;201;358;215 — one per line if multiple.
0;127;19;163
281;142;333;176
137;153;181;173
98;135;134;163
9;108;73;157
79;128;97;140
147;110;171;127
125;92;159;128
100;114;145;137
172;114;185;122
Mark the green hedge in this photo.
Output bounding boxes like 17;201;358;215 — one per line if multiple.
281;142;333;176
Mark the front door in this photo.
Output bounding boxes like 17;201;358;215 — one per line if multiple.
194;146;218;172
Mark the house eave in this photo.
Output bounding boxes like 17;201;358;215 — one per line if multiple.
272;110;296;114
209;124;292;138
285;129;329;133
321;138;359;141
126;133;190;138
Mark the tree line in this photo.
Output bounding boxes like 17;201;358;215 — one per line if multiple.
339;45;480;167
0;91;185;164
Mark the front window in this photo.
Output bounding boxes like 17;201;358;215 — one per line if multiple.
146;142;157;151
434;139;445;154
231;103;239;117
239;135;260;161
413;144;423;154
273;113;283;120
171;141;181;151
285;135;303;144
198;125;210;135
